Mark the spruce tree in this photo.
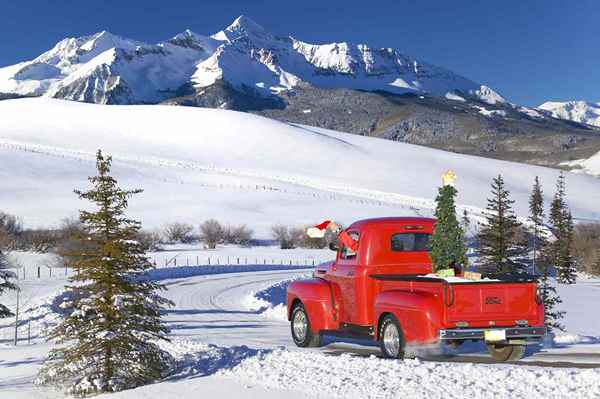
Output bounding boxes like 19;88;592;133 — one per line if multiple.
528;176;545;274
0;250;17;318
558;209;576;283
38;150;173;396
477;175;528;274
430;179;467;272
528;177;564;330
548;173;576;284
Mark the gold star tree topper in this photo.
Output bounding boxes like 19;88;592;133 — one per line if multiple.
442;170;457;186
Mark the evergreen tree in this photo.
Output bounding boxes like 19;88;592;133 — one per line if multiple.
430;180;467;272
528;176;545;274
477;175;528;274
0;249;17;318
537;274;565;331
547;173;577;284
38;150;173;396
528;177;564;330
558;209;576;283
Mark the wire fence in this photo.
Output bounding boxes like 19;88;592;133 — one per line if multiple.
12;256;330;281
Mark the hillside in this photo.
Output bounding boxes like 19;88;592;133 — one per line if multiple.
1;98;600;234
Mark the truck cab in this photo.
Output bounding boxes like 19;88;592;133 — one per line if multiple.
286;217;546;361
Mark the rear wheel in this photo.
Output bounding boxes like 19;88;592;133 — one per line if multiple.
379;315;405;359
486;344;525;362
290;303;321;347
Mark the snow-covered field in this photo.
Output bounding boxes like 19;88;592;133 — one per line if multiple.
1;98;600;236
2;249;600;399
2;98;600;397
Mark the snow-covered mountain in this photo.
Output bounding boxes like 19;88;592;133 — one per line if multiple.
538;101;600;128
0;16;504;105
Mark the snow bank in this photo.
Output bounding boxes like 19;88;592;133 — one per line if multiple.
221;349;600;399
241;275;310;321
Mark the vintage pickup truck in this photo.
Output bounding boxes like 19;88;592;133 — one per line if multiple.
286;217;546;361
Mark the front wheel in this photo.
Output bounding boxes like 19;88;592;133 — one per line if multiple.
290;303;321;347
486;344;525;362
379;315;405;359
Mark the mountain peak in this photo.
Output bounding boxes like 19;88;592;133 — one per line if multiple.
227;15;265;32
221;15;270;41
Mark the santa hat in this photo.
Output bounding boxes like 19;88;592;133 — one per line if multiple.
306;220;332;238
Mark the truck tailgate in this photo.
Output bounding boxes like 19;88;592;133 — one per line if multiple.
446;282;540;326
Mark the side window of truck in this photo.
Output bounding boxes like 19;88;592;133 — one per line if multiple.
340;231;359;260
391;233;432;252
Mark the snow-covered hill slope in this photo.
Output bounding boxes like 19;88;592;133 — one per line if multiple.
0;16;503;105
538;100;600;127
1;98;600;233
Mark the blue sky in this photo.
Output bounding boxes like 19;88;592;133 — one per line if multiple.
0;0;597;106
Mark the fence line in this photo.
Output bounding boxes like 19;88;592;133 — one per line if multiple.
13;256;330;281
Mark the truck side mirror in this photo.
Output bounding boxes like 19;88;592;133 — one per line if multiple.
329;242;339;252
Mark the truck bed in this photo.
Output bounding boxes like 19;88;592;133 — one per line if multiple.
370;273;543;329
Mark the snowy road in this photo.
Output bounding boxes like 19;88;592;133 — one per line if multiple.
161;269;303;349
3;267;600;398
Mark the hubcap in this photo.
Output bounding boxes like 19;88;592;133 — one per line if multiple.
383;323;400;356
292;309;308;341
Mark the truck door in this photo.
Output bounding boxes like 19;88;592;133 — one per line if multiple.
332;231;360;324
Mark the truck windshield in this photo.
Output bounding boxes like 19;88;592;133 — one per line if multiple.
391;233;431;252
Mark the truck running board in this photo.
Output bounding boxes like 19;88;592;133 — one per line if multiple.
322;323;375;339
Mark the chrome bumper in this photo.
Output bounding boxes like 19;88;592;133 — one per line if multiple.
439;326;546;340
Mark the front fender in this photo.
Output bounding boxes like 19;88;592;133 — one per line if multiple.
287;278;338;332
374;290;443;344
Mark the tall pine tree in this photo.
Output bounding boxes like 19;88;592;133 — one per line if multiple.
0;249;17;318
528;177;564;330
430;173;467;272
38;150;173;396
528;176;545;274
548;173;576;284
477;175;528;274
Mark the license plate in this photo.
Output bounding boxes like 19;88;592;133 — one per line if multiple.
484;329;506;342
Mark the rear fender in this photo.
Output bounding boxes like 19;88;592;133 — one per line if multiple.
374;290;443;344
287;278;338;332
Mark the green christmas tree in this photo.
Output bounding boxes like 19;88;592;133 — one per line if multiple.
430;171;467;272
0;249;17;318
37;150;173;396
477;175;528;274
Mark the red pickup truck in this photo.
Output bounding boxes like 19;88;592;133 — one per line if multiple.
286;217;546;361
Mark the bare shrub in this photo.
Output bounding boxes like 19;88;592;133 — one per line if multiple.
0;212;23;236
0;212;23;249
199;219;224;249
163;222;195;244
573;223;600;275
271;225;294;249
56;218;88;266
136;230;162;251
223;224;254;246
19;229;59;252
271;225;304;249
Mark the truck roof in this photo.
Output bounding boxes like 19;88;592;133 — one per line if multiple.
348;217;436;230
